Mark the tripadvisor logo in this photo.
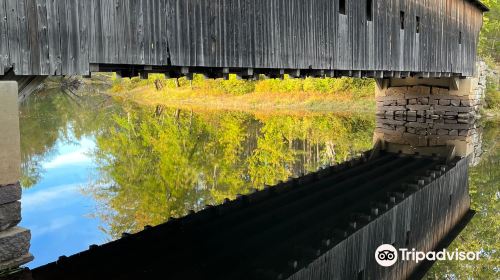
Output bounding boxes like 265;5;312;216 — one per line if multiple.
375;244;398;267
375;244;480;267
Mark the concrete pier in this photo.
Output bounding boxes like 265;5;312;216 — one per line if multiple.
0;81;33;271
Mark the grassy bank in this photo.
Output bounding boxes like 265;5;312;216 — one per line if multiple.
108;74;376;113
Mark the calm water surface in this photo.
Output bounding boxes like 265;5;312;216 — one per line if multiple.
18;89;498;278
18;89;375;267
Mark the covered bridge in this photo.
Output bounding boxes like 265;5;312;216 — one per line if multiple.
0;0;488;79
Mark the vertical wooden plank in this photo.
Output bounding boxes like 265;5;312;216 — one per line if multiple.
89;0;97;63
0;0;8;75
69;0;80;74
18;0;30;75
127;0;136;64
6;0;20;74
46;0;61;75
138;0;145;64
78;0;89;74
142;0;150;65
114;0;123;64
36;0;49;75
56;0;68;74
161;0;169;65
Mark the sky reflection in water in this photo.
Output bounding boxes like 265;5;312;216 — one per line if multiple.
20;136;105;268
18;90;374;268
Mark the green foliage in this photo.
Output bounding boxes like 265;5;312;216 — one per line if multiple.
479;0;500;63
112;72;374;97
485;75;500;109
427;120;500;279
86;106;374;239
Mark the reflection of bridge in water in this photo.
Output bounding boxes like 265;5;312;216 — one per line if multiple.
3;118;479;279
0;74;489;280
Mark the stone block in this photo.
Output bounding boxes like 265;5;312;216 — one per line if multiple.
461;100;471;107
434;123;474;130
0;183;21;205
450;99;461;106
458;77;479;94
458;113;471;119
439;99;451;106
0;253;33;271
431;87;448;95
0;201;21;231
408;98;417;105
407;86;431;96
397;99;408;106
0;227;31;263
449;130;459;136
434;105;474;113
406;122;430;129
437;129;449;135
416;128;428;136
419;97;429;105
396;125;406;132
0;82;21;186
459;130;471;136
384;105;406;111
386;87;406;96
407;105;431;111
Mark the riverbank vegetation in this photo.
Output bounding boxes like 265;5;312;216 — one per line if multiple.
428;119;499;279
108;74;376;113
479;0;500;116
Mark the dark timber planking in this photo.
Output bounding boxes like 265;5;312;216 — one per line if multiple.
7;153;472;280
0;0;488;78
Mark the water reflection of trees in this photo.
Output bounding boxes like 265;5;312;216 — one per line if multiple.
19;89;118;188
87;107;374;239
428;120;499;279
19;90;498;278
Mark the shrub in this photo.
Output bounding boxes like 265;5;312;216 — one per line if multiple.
485;76;500;109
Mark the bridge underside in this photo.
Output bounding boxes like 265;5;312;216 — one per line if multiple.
5;151;472;280
0;0;486;79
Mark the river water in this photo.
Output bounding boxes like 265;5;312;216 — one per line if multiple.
18;89;498;278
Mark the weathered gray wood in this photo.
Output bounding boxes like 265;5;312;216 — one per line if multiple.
0;0;8;75
36;0;49;75
0;0;488;77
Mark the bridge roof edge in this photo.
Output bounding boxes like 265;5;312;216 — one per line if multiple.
470;0;489;12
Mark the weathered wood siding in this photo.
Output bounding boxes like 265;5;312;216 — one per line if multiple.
288;156;470;280
0;0;486;77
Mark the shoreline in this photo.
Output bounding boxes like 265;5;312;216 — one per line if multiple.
107;86;377;115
